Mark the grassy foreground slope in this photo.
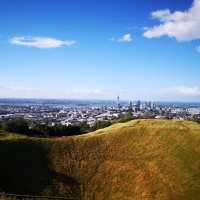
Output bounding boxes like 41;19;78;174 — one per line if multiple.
1;120;200;200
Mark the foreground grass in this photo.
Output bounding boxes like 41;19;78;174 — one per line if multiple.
0;119;200;200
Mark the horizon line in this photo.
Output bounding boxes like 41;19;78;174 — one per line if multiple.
0;97;200;104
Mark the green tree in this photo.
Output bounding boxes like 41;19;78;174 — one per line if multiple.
91;120;111;131
79;121;90;133
3;118;29;134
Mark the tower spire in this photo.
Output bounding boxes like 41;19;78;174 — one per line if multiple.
117;96;120;109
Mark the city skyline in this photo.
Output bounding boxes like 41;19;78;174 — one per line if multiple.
1;0;200;101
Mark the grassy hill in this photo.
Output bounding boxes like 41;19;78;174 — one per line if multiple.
1;119;200;200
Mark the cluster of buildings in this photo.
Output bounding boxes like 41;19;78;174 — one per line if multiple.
0;98;200;126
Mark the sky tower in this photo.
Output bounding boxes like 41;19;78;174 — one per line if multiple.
117;96;120;109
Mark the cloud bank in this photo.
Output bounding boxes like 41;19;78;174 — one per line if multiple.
143;0;200;42
164;85;200;97
10;36;76;48
0;84;103;99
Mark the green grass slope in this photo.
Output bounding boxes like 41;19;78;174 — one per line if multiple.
1;120;200;200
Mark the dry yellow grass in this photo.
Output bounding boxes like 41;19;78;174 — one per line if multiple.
0;119;200;200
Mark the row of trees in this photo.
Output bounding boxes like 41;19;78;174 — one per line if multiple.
0;118;114;137
0;112;134;137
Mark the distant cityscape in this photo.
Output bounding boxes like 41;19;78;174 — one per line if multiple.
0;97;200;127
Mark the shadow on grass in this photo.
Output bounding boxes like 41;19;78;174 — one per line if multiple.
0;139;81;199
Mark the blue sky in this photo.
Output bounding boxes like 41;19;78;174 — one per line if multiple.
1;0;200;101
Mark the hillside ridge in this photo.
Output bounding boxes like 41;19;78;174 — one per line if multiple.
0;119;200;200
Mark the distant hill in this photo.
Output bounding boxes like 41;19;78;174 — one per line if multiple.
0;119;200;200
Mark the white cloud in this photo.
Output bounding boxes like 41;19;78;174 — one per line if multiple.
151;9;172;22
10;36;76;48
143;0;200;42
0;85;41;98
0;85;35;92
118;33;132;43
0;84;104;99
164;86;200;97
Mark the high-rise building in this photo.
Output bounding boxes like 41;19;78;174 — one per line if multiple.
135;100;141;112
129;101;133;111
